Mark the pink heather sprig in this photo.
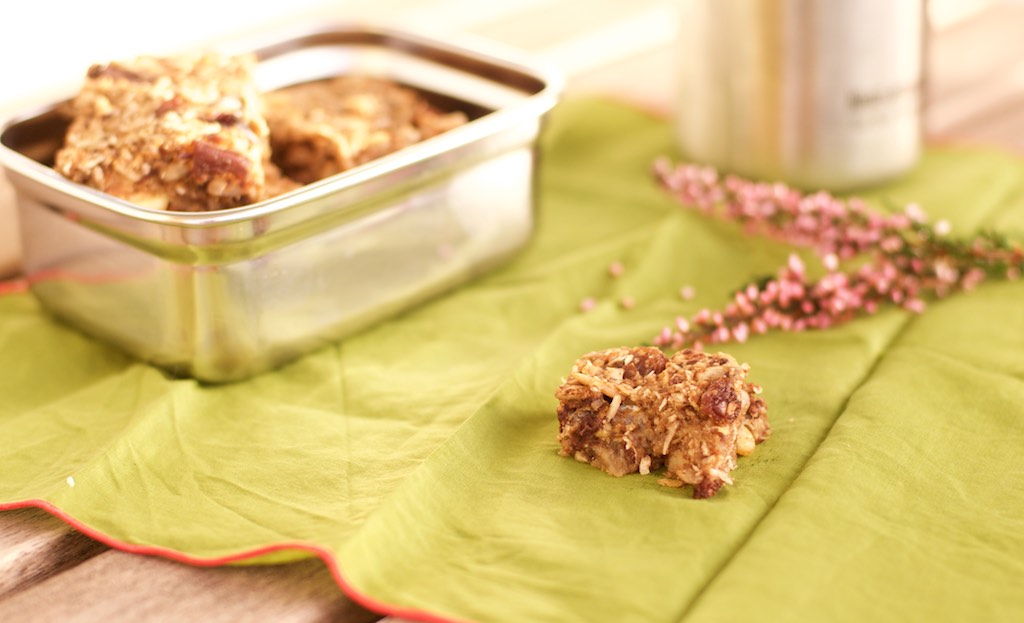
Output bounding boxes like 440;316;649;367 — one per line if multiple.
651;158;1024;350
653;157;935;261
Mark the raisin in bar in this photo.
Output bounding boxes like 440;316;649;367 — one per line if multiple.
555;347;771;499
263;76;468;184
55;53;276;211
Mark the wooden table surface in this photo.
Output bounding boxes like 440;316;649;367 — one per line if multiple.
2;1;1023;621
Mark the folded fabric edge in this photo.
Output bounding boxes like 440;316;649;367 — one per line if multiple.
0;498;470;623
0;279;27;296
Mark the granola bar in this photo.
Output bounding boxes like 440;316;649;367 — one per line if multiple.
262;76;468;184
54;53;275;211
555;347;770;499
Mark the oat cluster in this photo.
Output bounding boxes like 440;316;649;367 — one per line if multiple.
555;347;769;499
55;54;275;211
264;76;467;184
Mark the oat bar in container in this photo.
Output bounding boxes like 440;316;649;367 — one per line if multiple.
55;53;274;212
263;76;468;184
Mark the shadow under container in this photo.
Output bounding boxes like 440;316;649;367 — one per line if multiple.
0;25;562;382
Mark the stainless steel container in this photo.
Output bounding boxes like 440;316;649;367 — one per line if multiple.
675;0;924;190
0;25;562;382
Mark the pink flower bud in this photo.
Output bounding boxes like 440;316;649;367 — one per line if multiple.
905;299;926;314
904;203;926;223
787;253;805;276
675;316;690;332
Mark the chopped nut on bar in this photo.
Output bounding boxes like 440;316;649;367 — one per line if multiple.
263;76;468;184
55;53;276;211
555;347;770;499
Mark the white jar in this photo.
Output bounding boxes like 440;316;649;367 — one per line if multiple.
674;0;924;191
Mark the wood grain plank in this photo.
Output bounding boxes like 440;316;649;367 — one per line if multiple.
936;91;1024;153
0;549;381;623
927;1;1024;100
926;2;1024;137
470;0;669;54
0;508;106;599
566;45;676;115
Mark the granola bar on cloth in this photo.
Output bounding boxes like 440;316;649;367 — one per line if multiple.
54;53;279;211
556;347;770;498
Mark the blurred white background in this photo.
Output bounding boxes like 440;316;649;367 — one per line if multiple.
0;0;1008;109
0;1;334;108
0;0;579;109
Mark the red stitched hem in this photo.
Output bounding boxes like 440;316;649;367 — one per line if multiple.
0;498;470;623
0;278;28;295
0;277;464;620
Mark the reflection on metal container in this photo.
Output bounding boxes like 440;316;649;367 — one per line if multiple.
675;0;924;190
0;25;562;382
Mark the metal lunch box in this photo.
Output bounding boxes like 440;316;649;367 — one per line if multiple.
0;24;562;382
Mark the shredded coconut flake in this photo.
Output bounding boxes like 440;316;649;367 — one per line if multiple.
607;394;623;419
662;421;679;455
639;455;652;475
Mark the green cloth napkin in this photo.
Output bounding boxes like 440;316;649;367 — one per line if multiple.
2;98;1024;622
